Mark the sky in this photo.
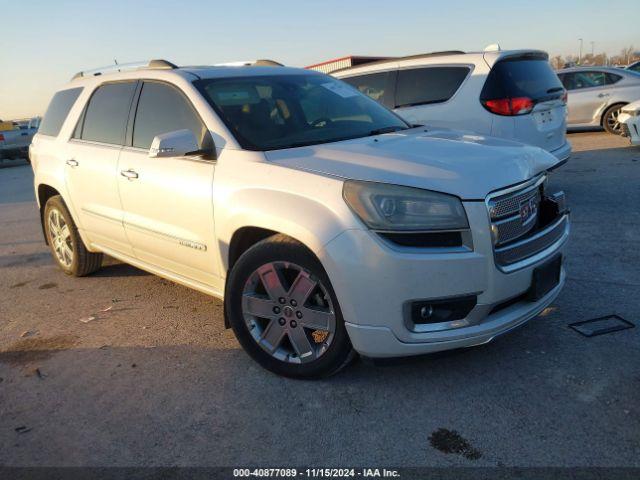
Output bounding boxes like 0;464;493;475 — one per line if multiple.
1;0;638;119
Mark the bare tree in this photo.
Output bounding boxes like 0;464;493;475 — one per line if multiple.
550;55;564;70
621;45;634;65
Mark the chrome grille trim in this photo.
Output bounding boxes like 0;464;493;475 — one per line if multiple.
488;177;544;220
495;215;569;268
486;175;569;271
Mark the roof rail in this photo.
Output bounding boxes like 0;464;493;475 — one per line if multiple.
212;59;284;67
330;50;465;74
71;59;178;80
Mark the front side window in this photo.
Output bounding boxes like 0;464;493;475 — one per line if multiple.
132;82;207;150
80;82;137;145
39;87;83;137
195;74;408;151
341;72;390;102
395;67;470;108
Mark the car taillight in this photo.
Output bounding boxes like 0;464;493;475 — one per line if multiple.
0;133;4;142
561;91;568;104
483;97;535;116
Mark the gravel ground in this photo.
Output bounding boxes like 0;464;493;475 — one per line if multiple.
0;132;638;468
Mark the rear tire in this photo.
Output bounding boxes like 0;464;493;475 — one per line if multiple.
225;234;355;378
43;195;103;276
602;103;626;134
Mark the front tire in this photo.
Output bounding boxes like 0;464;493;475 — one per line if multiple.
603;103;626;134
44;195;103;276
225;234;355;378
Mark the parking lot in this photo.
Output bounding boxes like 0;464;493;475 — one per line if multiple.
0;131;638;467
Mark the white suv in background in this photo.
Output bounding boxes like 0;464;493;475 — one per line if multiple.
333;50;571;167
30;60;569;378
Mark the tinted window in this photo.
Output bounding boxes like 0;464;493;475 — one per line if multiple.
606;73;623;85
39;88;83;137
342;72;389;102
629;63;640;73
395;67;469;108
133;82;207;150
481;59;564;100
560;71;608;90
81;82;136;145
196;74;408;151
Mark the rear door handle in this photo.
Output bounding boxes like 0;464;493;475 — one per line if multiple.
120;169;139;180
66;159;79;167
598;93;610;98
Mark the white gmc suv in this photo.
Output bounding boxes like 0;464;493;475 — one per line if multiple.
30;60;570;378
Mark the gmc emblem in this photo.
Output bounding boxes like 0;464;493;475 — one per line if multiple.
519;197;538;226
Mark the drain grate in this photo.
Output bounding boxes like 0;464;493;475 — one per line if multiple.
569;315;635;337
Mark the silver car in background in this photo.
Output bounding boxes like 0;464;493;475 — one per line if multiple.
557;67;640;134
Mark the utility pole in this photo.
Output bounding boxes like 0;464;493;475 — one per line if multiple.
590;41;594;57
578;38;583;64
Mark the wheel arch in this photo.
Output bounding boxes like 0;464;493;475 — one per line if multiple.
37;183;63;245
600;101;627;126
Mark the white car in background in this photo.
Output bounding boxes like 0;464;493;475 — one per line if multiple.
619;100;640;145
333;50;571;167
557;67;640;134
30;60;569;378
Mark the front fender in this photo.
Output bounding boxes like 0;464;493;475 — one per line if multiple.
217;186;359;273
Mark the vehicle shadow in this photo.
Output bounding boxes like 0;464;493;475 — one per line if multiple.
92;260;150;278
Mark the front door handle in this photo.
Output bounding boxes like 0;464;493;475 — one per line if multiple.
598;93;610;98
120;169;139;180
66;159;79;167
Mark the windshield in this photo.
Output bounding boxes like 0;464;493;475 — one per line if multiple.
195;74;409;151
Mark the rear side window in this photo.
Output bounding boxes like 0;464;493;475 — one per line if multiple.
395;67;470;108
132;82;207;150
606;73;623;85
39;88;83;137
80;82;137;145
341;72;390;102
481;59;564;101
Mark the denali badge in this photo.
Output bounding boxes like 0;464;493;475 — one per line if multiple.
519;197;538;226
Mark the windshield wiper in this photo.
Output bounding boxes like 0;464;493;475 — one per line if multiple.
368;126;408;136
547;87;564;94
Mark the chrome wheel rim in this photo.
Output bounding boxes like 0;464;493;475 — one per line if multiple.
606;108;622;132
242;261;336;364
48;208;73;268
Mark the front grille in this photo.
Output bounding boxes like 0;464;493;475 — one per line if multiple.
495;216;568;265
487;176;569;269
488;184;539;220
620;123;630;137
488;180;542;246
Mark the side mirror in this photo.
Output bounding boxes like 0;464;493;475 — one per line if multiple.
149;129;201;158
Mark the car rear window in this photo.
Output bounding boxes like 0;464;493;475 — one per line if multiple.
394;67;470;108
480;59;564;102
79;82;137;145
39;88;83;137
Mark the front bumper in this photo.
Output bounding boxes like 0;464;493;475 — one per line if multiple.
320;201;569;358
619;112;640;145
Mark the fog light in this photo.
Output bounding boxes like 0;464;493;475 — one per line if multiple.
408;295;477;326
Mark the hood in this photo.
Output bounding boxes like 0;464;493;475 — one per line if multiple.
265;128;558;200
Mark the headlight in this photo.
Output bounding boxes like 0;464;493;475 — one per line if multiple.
343;180;469;231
